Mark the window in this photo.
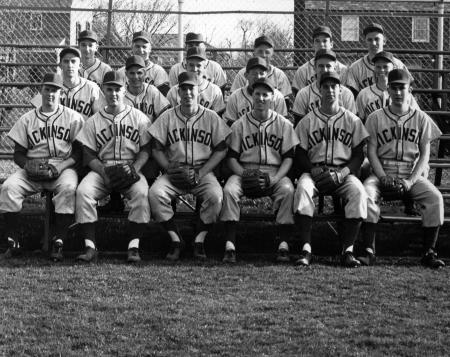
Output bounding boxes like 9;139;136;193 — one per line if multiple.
341;16;359;41
412;17;429;42
30;13;43;31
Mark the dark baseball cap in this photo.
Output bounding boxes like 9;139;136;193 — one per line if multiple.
388;69;410;85
125;55;145;70
178;72;198;86
78;30;98;42
103;70;125;86
59;47;81;60
185;32;204;43
42;72;64;89
246;57;268;72
132;31;151;43
313;25;332;39
254;35;273;48
186;47;207;61
363;22;384;36
251;77;275;93
372;51;394;64
319;71;341;86
315;49;336;61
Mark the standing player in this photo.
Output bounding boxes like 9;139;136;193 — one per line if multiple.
166;47;225;114
293;72;369;267
223;57;287;125
220;77;299;263
0;73;84;261
75;71;152;263
118;31;170;96
78;30;112;85
292;25;347;96
148;72;231;261
169;32;227;90
292;50;355;124
344;23;412;97
359;69;445;268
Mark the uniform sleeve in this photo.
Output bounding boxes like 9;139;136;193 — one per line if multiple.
351;114;370;148
169;64;179;87
153;66;169;87
230;68;246;92
223;93;238;123
420;112;442;143
7;115;30;148
292;67;303;92
213;62;227;87
337;62;348;82
228;120;243;153
277;70;292;97
210;112;232;148
344;63;360;92
274;91;288;116
409;94;419;110
30;94;42;108
211;86;225;113
295;117;310;151
364;112;378;139
75;117;98;152
138;113;152;147
342;87;356;114
148;111;169;146
69;112;84;142
281;119;300;154
152;89;171;118
292;88;308;117
355;91;365;120
166;87;179;107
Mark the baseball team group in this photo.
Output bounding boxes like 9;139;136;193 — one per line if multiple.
0;22;445;269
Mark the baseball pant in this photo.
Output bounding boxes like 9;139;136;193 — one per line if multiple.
0;168;78;214
220;175;295;224
149;172;222;224
294;173;367;219
76;171;150;224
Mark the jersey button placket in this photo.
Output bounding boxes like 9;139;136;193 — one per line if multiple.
114;116;121;160
186;120;193;165
259;124;266;164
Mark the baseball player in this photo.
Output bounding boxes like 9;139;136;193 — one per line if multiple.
169;32;227;90
75;70;152;263
78;30;112;85
117;31;170;96
359;69;445;268
31;47;103;121
220;77;299;263
166;47;225;114
292;25;347;96
231;35;292;99
148;72;231;261
293;71;369;267
292;50;355;124
344;23;412;96
223;57;287;125
0;73;84;261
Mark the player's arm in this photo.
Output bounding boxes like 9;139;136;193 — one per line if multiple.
13;142;28;168
151;139;170;171
133;142;151;173
344;142;365;175
51;141;82;174
227;149;245;176
198;141;228;179
270;154;293;187
157;82;170;97
82;145;111;185
294;146;313;177
367;135;387;179
403;140;431;190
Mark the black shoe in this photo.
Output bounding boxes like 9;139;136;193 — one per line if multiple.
166;241;184;261
76;247;98;262
357;251;376;266
97;196;125;213
421;251;445;269
222;249;236;264
50;239;64;262
127;248;141;263
193;242;207;261
276;247;290;263
341;252;361;268
3;237;21;258
295;251;312;266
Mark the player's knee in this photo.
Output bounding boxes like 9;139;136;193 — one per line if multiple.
278;181;295;197
205;189;223;206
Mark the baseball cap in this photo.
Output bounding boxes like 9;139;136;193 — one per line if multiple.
312;25;332;39
185;32;204;43
372;51;394;64
315;49;336;61
363;22;384;36
186;47;207;61
319;71;341;86
388;69;410;85
246;57;268;72
251;77;275;93
132;31;151;43
103;70;126;86
42;72;64;89
254;35;273;48
178;72;198;86
125;55;145;70
78;30;98;42
59;47;81;60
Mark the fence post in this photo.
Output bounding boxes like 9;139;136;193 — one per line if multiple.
325;0;330;25
105;0;113;63
436;0;444;109
178;0;184;63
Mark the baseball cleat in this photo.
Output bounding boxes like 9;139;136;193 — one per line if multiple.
50;240;64;262
3;237;21;259
166;241;184;261
76;247;98;263
341;252;361;268
357;251;376;266
127;248;141;263
421;252;445;269
222;249;236;264
276;248;290;263
295;251;312;266
193;242;207;261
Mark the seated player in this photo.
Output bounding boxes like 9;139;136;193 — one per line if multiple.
0;73;84;261
220;77;299;263
148;72;231;261
360;69;445;268
75;71;152;263
293;72;369;267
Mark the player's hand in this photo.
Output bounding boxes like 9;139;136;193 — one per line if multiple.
101;167;111;188
268;175;278;188
379;175;396;189
401;178;413;191
310;166;324;177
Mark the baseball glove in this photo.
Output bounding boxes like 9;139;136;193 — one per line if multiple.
167;162;199;191
24;159;59;181
379;175;406;201
104;163;140;191
242;169;271;198
311;166;345;194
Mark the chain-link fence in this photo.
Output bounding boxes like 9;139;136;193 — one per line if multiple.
1;0;450;176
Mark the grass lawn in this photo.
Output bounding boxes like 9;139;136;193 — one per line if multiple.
0;257;449;356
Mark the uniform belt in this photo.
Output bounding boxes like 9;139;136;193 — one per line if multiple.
380;159;414;168
242;163;279;170
102;159;134;166
312;162;344;169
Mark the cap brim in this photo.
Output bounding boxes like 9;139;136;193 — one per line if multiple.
42;82;64;89
316;54;336;61
103;81;124;86
79;37;97;42
389;80;409;84
187;55;207;61
320;77;340;86
252;82;274;92
60;49;81;58
133;36;150;42
179;81;197;86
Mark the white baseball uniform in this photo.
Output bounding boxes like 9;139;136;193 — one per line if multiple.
79;58;112;85
169;59;227;88
0;104;84;214
124;83;170;122
118;61;169;88
364;106;443;226
75;105;152;224
294;107;369;218
220;110;299;224
148;105;231;224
